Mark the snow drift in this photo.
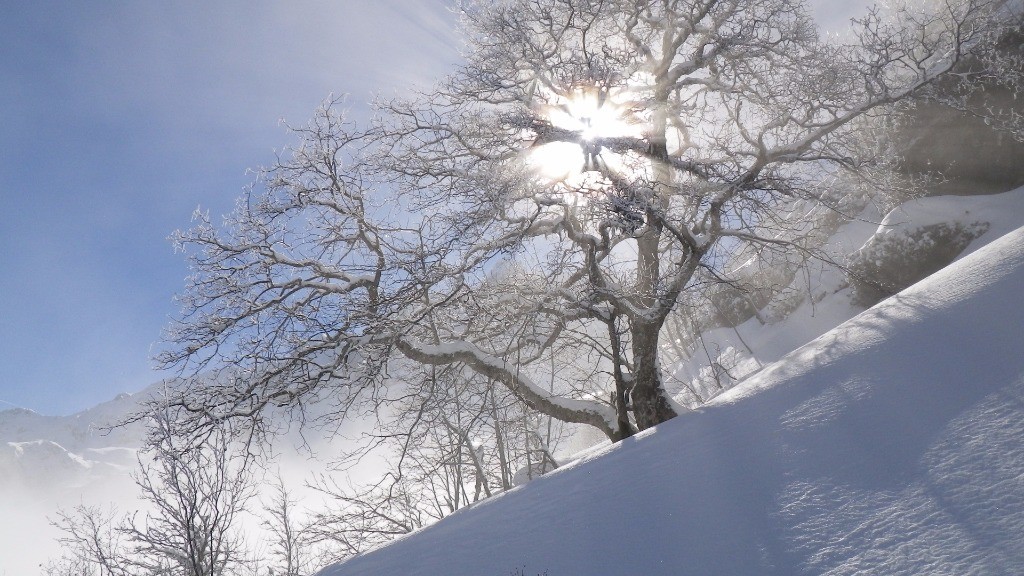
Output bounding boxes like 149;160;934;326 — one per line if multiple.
320;225;1024;576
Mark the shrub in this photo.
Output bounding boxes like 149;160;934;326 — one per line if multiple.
847;221;989;307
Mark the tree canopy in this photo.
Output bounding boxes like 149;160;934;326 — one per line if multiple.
160;0;1021;444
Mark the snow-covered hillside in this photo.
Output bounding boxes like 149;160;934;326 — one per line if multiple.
1;392;148;443
668;187;1024;406
0;387;150;489
0;390;149;576
319;225;1024;575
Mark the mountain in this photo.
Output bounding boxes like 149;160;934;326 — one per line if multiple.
0;388;150;576
317;225;1024;574
0;387;151;489
0;390;148;447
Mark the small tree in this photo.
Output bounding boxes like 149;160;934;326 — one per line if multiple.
50;504;131;576
160;0;1020;446
125;412;254;576
49;413;253;576
261;473;312;576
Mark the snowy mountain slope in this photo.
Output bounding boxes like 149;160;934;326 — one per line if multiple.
668;186;1024;405
0;387;152;452
319;226;1024;575
0;387;149;493
0;390;151;576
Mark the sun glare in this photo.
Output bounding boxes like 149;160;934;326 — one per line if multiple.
531;142;585;181
527;89;640;182
548;93;635;141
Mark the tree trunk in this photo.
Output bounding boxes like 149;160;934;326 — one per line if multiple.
489;390;512;490
606;316;637;439
630;319;677;430
627;84;678;431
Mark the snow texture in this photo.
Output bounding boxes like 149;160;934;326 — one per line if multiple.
319;225;1024;576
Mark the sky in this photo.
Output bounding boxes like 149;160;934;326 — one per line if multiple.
0;1;460;416
0;0;871;417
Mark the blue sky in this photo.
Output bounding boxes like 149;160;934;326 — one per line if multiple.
0;1;459;415
0;0;869;417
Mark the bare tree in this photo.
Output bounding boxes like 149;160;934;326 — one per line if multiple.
49;413;254;576
126;413;254;576
305;476;427;560
50;504;133;576
41;554;103;576
159;0;1020;448
304;362;569;562
260;473;312;576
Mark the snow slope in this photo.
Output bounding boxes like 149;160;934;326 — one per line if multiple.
320;225;1024;575
669;187;1024;406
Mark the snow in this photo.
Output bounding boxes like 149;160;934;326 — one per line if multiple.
318;225;1024;575
668;187;1024;406
0;385;150;453
870;188;1024;258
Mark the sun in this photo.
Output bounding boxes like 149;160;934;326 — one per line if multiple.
552;89;636;141
526;88;641;182
531;141;586;181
